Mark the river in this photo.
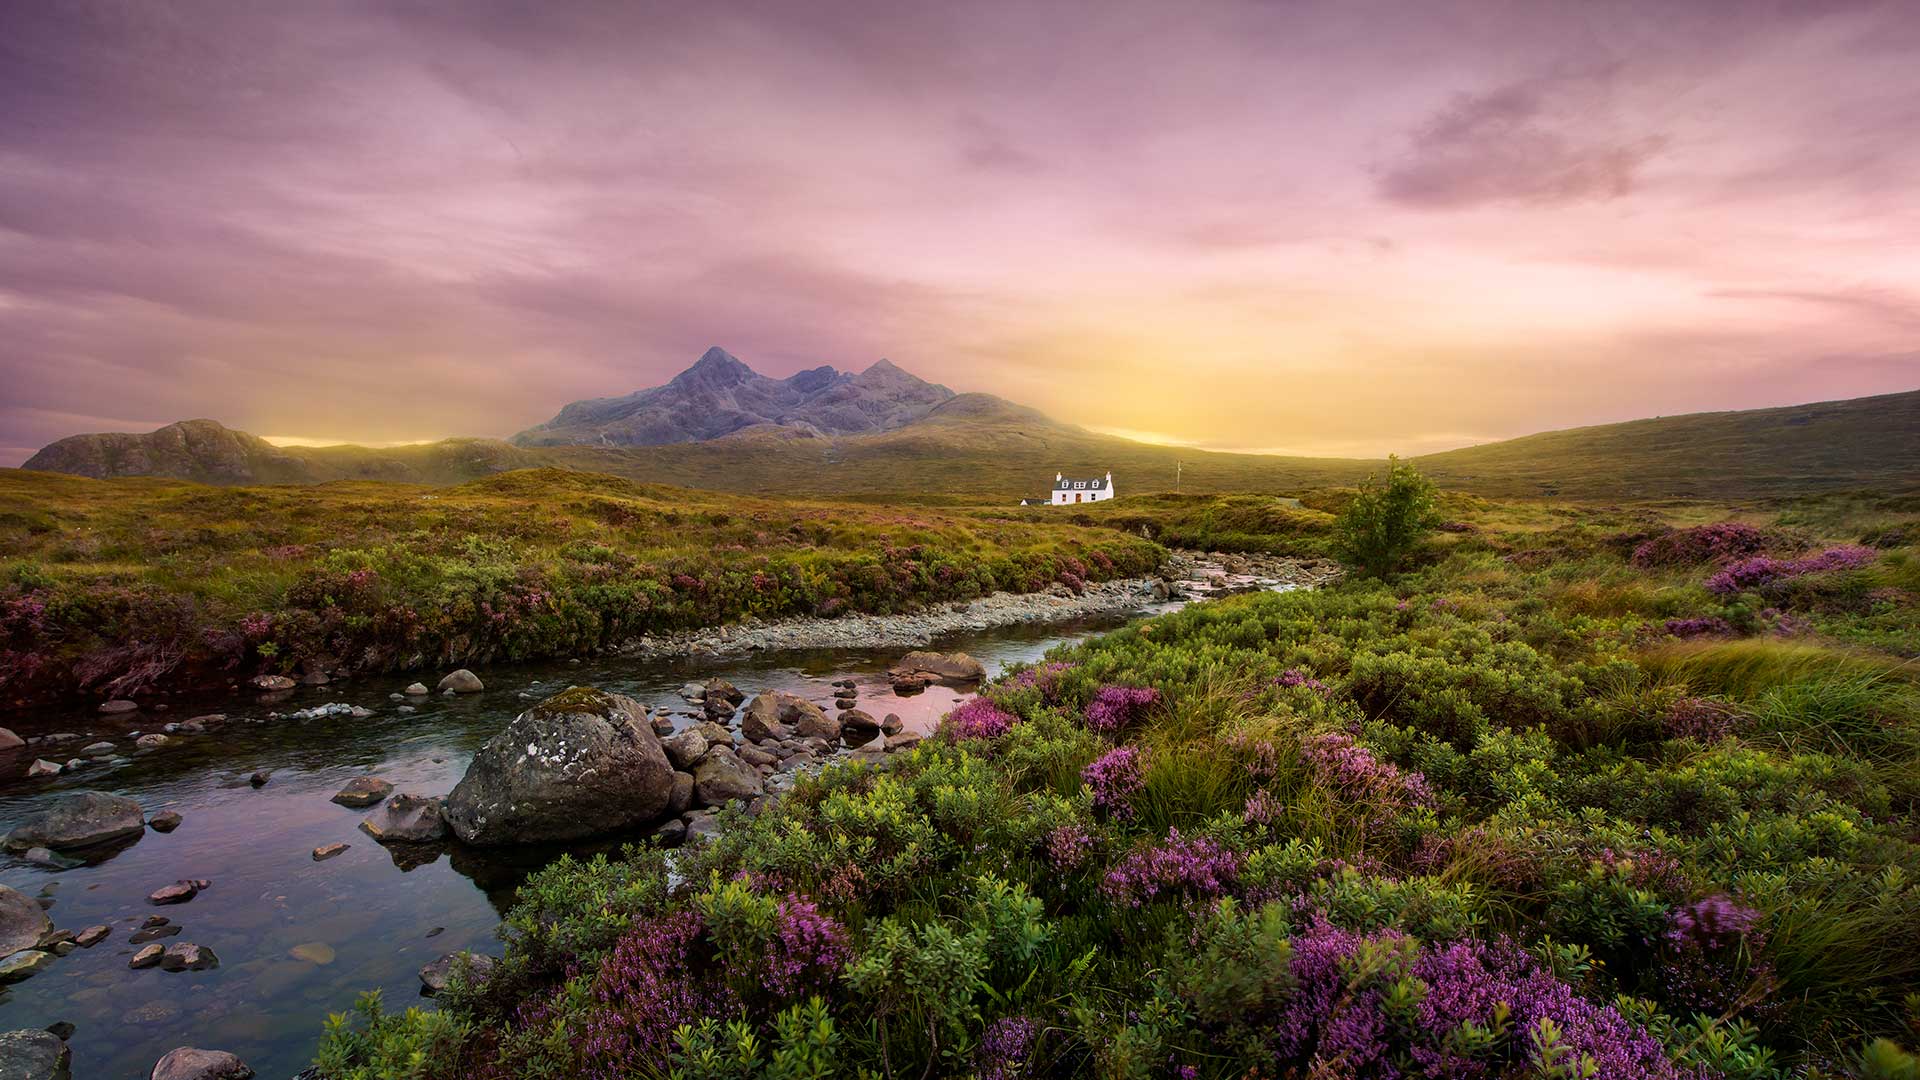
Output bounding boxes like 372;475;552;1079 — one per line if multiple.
0;612;1158;1078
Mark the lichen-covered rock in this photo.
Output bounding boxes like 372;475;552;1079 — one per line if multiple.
693;746;764;806
5;791;144;851
0;1028;70;1080
149;1047;254;1080
443;687;675;845
359;794;446;843
330;777;394;808
661;729;708;770
0;886;51;957
0;949;54;984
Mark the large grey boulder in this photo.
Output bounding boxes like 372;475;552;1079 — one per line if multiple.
5;791;144;850
150;1048;253;1080
0;886;51;956
443;687;676;845
693;746;764;807
0;1029;70;1080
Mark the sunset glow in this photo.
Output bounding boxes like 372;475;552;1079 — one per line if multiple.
2;1;1917;465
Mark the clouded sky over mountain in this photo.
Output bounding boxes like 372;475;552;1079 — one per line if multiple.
2;0;1917;464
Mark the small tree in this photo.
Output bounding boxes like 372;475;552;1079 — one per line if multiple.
1334;455;1440;578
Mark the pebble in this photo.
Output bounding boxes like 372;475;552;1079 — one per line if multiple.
312;843;349;861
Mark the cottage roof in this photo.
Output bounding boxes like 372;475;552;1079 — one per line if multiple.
1054;471;1110;491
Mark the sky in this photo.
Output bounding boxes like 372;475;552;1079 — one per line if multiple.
2;0;1918;466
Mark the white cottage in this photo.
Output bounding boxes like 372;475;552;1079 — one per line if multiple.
1050;471;1114;505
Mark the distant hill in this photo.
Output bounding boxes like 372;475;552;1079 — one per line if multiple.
511;346;961;446
1414;389;1920;498
17;356;1917;500
22;419;539;486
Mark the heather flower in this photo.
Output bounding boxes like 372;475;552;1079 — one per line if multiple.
1244;788;1284;826
1631;522;1770;567
1101;828;1241;907
976;1015;1039;1080
1003;661;1076;703
1666;894;1760;950
1300;731;1435;809
943;698;1019;741
1663;697;1742;742
1082;746;1147;820
1661;894;1773;1017
1084;685;1161;732
1046;824;1095;871
1662;615;1732;639
576;910;734;1077
1705;545;1875;595
1276;668;1329;693
763;895;850;999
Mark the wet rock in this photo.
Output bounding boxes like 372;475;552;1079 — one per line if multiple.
890;674;929;695
881;713;904;734
24;760;61;779
249;675;296;692
437;669;484;694
248;771;270;788
5;791;145;851
135;734;170;749
44;1021;74;1041
0;886;51;956
74;925;109;948
705;678;746;707
288;942;334;965
0;729;23;752
403;682;429;696
142;914;170;928
651;817;688;847
690;720;733;746
330;777;393;808
61;759;84;772
0;1028;70;1079
148;811;183;833
666;772;695;817
886;730;925;753
839;709;881;738
889;651;987;685
312;842;350;861
419;951;497;995
99;699;139;714
693;746;764;807
0;950;54;983
147;882;197;906
444;688;675;846
650;716;674;735
158;942;218;972
149;1047;254;1080
661;729;708;770
738;745;777;768
359;794;447;844
130;943;166;968
129;925;182;945
21;848;77;870
301;670;330;686
81;741;117;756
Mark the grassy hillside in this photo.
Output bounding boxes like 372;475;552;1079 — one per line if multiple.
1415;389;1920;498
318;496;1920;1079
0;468;1161;706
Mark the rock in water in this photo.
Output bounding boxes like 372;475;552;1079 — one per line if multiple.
741;691;831;743
693;746;764;806
0;1028;70;1079
0;886;52;956
312;842;349;861
147;882;199;905
5;791;144;851
419;951;497;995
403;682;429;696
148;811;183;833
150;1047;254;1080
329;777;394;808
24;759;61;779
889;650;987;685
839;709;881;739
660;730;708;770
129;943;165;969
0;949;54;984
99;699;139;714
442;687;675;846
0;729;22;752
249;674;296;691
436;669;484;694
359;794;447;843
158;942;219;972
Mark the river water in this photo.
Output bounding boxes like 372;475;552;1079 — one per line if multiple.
0;612;1156;1078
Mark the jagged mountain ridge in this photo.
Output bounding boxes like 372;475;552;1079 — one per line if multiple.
510;347;963;446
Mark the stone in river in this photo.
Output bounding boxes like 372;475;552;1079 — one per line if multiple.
5;791;145;851
149;1047;256;1080
99;699;139;714
129;943;165;969
148;882;199;905
0;728;23;752
443;687;675;846
887;730;925;753
288;942;335;965
248;771;271;788
660;730;708;770
129;925;181;945
839;709;881;738
0;949;54;984
74;925;110;947
666;772;695;817
0;1028;70;1079
249;674;296;691
359;794;448;844
881;713;904;734
419;951;497;995
311;842;349;861
135;734;170;749
692;746;763;807
403;682;429;695
0;886;52;956
158;942;218;972
24;759;60;779
81;741;117;756
330;777;394;808
436;669;484;694
148;811;183;833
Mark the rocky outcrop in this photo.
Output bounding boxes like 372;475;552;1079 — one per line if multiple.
149;1048;254;1080
5;791;144;850
0;1028;70;1080
443;687;675;845
0;886;51;956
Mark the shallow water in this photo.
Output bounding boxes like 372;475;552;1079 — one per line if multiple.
0;613;1150;1079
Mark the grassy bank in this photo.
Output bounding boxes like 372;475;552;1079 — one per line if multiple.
312;498;1920;1078
0;468;1163;707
